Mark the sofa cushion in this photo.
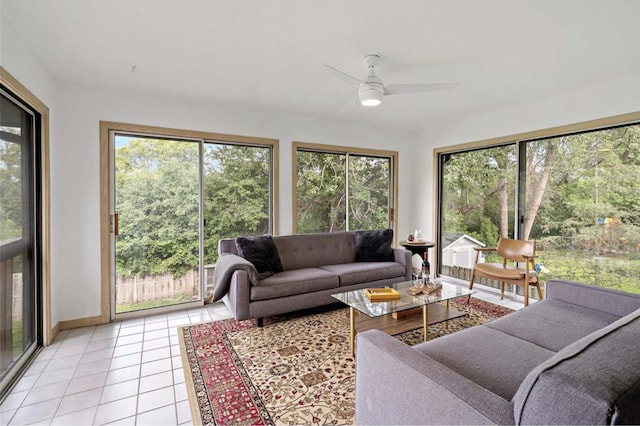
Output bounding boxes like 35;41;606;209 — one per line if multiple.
250;268;339;301
318;262;405;286
485;298;620;352
273;232;356;270
513;308;640;425
414;325;555;400
235;235;283;275
355;229;394;262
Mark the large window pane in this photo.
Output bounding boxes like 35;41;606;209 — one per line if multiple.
348;155;390;230
296;151;346;233
439;145;516;282
114;136;200;313
296;148;394;234
525;125;640;293
203;143;271;263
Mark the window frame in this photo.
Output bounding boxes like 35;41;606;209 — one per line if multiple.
433;112;640;284
292;141;398;238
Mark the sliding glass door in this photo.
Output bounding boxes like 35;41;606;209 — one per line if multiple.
437;122;640;294
438;145;516;282
521;127;640;292
113;135;201;315
0;90;39;390
110;130;276;318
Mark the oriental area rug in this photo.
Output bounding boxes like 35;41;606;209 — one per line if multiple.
179;298;512;426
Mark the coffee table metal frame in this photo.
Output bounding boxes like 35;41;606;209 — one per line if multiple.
332;280;475;357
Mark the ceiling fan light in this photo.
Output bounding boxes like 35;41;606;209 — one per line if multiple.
361;98;381;107
359;87;383;107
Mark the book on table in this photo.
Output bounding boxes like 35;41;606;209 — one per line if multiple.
364;288;401;301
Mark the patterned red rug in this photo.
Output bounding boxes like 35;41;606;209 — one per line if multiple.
179;298;513;425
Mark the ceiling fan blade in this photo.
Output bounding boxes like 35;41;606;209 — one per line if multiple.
337;96;359;114
323;64;362;88
385;83;458;96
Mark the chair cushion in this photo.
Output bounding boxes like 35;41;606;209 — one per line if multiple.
354;229;394;262
474;262;536;280
414;325;555;400
318;262;405;286
485;299;620;352
250;268;339;301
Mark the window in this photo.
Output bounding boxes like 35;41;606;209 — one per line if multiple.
101;122;277;318
0;88;41;392
436;117;640;294
293;143;397;234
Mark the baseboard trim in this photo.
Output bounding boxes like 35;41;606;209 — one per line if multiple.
48;322;61;345
57;315;106;331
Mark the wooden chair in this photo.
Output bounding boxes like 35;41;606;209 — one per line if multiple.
468;237;543;307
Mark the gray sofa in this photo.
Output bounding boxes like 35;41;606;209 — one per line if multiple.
356;279;640;425
217;231;411;323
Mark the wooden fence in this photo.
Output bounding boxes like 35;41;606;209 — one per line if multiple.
116;269;199;305
11;273;22;321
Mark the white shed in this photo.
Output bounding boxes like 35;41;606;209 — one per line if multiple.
442;233;486;268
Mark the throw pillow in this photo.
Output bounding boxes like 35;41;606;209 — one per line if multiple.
235;235;283;275
355;229;394;262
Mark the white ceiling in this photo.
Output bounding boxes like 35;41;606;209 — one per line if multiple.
2;0;639;132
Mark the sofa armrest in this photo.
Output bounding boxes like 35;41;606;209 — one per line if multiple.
546;279;640;317
222;270;251;321
393;247;412;281
355;330;514;425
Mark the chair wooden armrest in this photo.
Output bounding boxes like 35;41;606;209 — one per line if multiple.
473;247;496;252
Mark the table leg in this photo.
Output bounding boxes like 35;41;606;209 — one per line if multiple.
350;307;356;358
445;299;450;330
423;304;429;342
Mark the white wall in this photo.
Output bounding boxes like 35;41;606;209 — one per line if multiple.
0;16;56;106
52;82;417;322
411;73;640;242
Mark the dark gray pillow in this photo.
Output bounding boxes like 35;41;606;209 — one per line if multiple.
235;235;283;275
355;229;394;262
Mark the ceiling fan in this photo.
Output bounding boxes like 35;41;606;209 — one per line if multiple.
324;54;458;108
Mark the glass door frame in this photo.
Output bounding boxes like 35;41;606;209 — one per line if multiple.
100;121;279;323
108;130;205;320
0;87;41;393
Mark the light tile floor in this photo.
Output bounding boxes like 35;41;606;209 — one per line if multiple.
0;284;523;425
0;302;233;425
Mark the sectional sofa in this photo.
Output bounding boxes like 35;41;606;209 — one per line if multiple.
356;279;640;425
215;230;411;324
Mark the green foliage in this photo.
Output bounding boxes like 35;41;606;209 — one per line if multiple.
115;139;200;278
0;139;23;240
296;151;346;233
115;138;272;278
203;144;270;263
296;151;391;233
348;155;390;230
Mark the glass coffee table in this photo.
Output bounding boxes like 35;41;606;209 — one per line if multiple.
332;280;475;357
